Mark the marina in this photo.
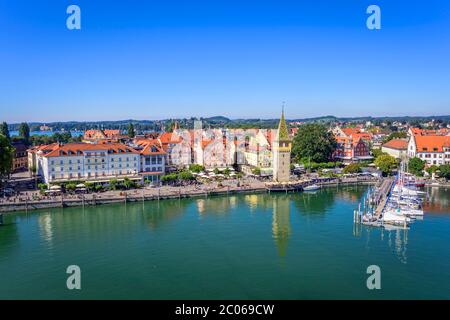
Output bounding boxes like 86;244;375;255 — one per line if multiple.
354;163;426;229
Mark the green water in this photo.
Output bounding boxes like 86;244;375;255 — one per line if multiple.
1;186;449;299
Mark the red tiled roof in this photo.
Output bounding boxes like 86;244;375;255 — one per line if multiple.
140;141;166;155
44;143;139;157
382;139;408;150
158;132;181;144
410;127;450;136
414;135;450;153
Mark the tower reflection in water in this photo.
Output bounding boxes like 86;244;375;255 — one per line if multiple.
243;193;292;257
271;195;291;257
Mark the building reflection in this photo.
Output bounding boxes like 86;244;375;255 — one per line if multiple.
271;195;291;257
196;196;237;216
423;187;450;215
145;199;189;230
38;213;54;248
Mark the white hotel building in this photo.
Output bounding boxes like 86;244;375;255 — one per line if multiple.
35;143;142;184
407;134;450;166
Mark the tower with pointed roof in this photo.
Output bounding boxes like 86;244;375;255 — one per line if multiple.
273;108;292;182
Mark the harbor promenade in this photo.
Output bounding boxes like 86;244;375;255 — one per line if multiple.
0;176;379;213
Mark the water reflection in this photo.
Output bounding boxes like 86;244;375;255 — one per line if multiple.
271;195;291;257
38;214;54;248
0;217;19;255
424;187;450;215
145;199;189;230
385;227;408;264
291;188;339;216
196;196;237;216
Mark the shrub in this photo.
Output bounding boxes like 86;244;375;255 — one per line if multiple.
343;163;362;174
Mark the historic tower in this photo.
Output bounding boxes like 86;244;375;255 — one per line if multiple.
272;109;292;182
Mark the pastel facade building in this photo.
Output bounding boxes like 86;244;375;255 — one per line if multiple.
381;139;408;159
407;132;450;166
332;126;373;163
135;140;166;183
38;143;141;184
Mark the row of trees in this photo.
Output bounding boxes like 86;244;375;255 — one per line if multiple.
1;122;83;146
38;178;138;194
408;157;450;180
0;133;14;188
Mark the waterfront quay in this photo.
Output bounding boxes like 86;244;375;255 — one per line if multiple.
0;176;379;213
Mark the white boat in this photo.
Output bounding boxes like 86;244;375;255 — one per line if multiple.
393;185;424;197
400;208;424;217
303;184;320;191
382;209;411;225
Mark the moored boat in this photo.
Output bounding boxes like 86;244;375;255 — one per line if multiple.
303;184;320;191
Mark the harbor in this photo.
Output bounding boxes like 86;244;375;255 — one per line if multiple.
354;163;426;229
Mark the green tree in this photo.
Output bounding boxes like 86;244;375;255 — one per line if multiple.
371;148;385;159
292;123;337;163
85;182;95;192
252;167;261;176
189;164;204;173
161;173;178;183
128;123;135;138
0;134;14;186
65;183;77;192
408;157;425;176
343;163;362;174
19;122;30;144
109;178;119;190
426;165;439;176
38;183;48;194
383;131;407;143
438;164;450;180
123;177;135;189
178;170;194;180
374;154;397;176
1;122;10;141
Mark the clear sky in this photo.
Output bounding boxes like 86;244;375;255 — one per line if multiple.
1;0;449;123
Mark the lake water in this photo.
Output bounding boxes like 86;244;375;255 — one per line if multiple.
10;130;84;137
0;186;449;299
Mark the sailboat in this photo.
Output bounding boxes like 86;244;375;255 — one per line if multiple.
382;208;411;225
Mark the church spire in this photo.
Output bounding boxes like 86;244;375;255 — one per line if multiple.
277;103;289;140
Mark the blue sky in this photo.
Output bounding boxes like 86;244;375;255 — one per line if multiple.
0;0;449;122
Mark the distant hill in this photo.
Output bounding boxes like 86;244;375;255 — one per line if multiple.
7;114;450;132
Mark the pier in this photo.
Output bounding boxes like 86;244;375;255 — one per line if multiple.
353;176;395;226
373;177;395;218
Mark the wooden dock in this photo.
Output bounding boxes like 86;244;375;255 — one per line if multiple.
373;177;395;218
